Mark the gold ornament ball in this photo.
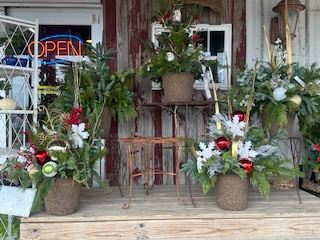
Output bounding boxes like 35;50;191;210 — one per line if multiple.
288;95;302;107
29;166;39;178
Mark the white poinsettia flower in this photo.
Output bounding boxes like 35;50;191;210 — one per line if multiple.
71;123;89;148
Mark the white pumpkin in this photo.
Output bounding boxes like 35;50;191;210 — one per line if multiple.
0;97;17;110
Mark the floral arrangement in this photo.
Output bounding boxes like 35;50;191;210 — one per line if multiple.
235;37;320;134
1;57;111;212
1;105;110;212
140;0;204;82
181;109;303;198
234;9;320;135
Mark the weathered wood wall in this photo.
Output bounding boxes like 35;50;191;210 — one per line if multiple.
102;0;247;186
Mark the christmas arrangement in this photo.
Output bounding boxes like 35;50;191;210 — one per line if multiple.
181;65;303;199
1;60;111;212
140;0;204;83
235;31;320;136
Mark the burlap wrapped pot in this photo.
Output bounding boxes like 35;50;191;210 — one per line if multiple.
215;174;250;211
44;178;82;215
161;72;194;102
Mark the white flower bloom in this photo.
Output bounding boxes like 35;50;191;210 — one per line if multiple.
71;123;89;148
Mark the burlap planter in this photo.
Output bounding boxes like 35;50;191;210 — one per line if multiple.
215;174;250;211
261;111;295;137
162;72;194;102
44;178;82;215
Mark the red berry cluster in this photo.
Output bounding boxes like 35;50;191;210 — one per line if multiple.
65;107;83;125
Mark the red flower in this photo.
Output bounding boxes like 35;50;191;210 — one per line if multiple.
194;15;200;21
317;156;320;163
314;144;320;152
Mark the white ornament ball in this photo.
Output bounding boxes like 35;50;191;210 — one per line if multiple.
166;52;175;62
273;87;287;101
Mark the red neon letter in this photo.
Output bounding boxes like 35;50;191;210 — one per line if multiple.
57;41;68;56
44;41;56;57
67;41;82;56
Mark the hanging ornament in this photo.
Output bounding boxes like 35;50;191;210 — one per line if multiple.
172;9;182;22
215;136;230;150
28;166;39;178
166;52;175;62
273;87;287;101
239;158;253;174
34;150;49;165
288;95;302;107
42;161;58;178
232;110;247;122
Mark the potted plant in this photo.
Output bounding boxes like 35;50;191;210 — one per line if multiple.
1;61;111;215
50;42;137;138
140;0;204;102
181;76;303;210
235;38;320;137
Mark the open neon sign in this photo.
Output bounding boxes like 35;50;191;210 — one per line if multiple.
28;34;84;65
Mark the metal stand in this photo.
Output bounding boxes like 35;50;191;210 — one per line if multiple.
118;137;192;209
278;137;302;203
